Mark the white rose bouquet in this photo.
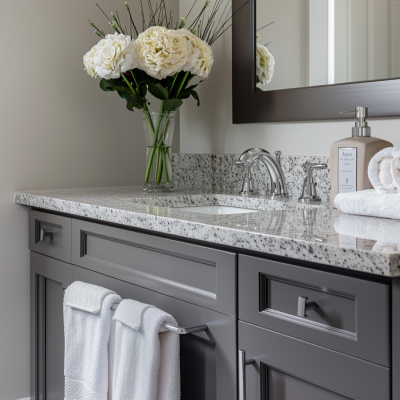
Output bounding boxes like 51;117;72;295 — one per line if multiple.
84;0;232;190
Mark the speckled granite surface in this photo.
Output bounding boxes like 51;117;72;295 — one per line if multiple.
172;154;331;202
15;187;400;277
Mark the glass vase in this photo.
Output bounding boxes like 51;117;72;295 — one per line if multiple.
143;111;175;192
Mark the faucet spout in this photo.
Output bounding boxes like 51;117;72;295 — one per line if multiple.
235;148;288;197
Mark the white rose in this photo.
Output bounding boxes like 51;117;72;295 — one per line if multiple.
256;43;275;85
136;26;189;79
83;33;139;80
83;45;98;78
179;29;214;78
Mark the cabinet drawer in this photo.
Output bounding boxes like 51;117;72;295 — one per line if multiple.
73;265;237;400
239;321;390;400
239;255;390;366
72;220;236;316
29;210;72;263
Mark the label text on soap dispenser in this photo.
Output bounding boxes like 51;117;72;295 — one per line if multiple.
338;147;357;193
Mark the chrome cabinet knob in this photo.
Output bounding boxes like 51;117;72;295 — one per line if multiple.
297;296;317;318
39;229;53;242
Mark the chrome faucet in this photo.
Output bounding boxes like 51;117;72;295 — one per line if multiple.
235;148;288;198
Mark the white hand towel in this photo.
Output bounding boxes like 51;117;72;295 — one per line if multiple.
368;147;400;193
112;299;180;400
64;281;122;400
335;189;400;220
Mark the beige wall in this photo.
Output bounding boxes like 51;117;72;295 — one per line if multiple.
0;0;178;398
179;1;400;155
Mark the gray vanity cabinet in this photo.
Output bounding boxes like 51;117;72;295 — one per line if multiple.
29;211;237;400
239;321;390;400
29;209;398;399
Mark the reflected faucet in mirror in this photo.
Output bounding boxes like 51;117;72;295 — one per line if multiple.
235;148;288;198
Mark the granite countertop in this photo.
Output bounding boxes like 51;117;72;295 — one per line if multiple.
15;186;400;277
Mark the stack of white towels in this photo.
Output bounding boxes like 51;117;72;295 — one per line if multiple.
64;281;180;400
335;147;400;219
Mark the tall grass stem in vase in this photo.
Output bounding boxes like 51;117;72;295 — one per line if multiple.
143;111;175;191
83;0;266;192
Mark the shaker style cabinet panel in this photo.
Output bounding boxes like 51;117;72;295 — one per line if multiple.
73;265;237;400
239;255;390;366
239;321;390;400
30;252;72;400
72;219;237;316
29;210;72;264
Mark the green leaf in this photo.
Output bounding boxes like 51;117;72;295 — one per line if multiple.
99;78;129;93
148;83;169;100
179;92;191;100
126;103;134;112
163;99;183;112
119;91;143;110
256;87;264;92
185;83;201;92
189;90;200;106
140;85;147;97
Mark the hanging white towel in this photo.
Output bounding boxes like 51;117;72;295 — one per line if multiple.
368;147;400;194
64;281;122;400
335;189;400;220
112;299;180;400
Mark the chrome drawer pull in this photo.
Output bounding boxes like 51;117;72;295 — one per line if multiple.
239;349;255;400
297;296;318;318
39;229;53;242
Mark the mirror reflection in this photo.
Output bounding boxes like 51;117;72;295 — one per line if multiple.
256;0;400;92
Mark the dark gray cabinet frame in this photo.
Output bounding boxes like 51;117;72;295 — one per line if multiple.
239;255;390;366
30;252;72;400
239;321;390;400
28;209;400;399
232;0;400;123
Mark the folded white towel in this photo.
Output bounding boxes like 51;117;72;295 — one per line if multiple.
112;299;180;400
335;189;400;220
64;281;122;400
368;147;400;193
334;214;400;243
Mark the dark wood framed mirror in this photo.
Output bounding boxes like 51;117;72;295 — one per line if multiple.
232;0;400;124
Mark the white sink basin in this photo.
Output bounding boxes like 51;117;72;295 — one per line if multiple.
173;205;260;215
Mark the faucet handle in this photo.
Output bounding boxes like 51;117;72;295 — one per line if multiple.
303;162;327;179
299;163;327;203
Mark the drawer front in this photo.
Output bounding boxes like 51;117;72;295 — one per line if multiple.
239;255;390;366
239;321;390;400
73;265;237;400
29;210;72;263
72;219;237;316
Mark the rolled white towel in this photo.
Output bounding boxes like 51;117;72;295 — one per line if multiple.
368;147;400;193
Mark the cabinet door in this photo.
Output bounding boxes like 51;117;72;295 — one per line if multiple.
31;252;72;400
239;321;390;400
73;265;237;400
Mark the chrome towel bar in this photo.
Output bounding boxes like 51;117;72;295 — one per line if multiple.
162;323;208;335
63;290;209;336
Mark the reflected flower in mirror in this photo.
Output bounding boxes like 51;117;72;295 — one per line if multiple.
256;39;275;89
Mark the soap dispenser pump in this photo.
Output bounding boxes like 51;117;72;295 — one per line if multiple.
330;106;393;208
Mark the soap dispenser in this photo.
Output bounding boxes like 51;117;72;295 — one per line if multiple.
330;106;393;208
